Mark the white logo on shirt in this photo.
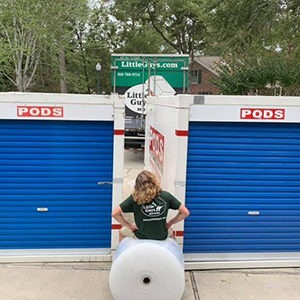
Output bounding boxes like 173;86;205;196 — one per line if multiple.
141;197;166;217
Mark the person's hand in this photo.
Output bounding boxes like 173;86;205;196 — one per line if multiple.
166;222;172;229
128;224;138;232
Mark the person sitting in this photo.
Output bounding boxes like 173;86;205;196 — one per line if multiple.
112;170;190;241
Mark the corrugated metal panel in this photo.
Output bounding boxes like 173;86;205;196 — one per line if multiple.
184;122;300;253
0;120;113;249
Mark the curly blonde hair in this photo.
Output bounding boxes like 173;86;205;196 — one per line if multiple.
132;171;161;205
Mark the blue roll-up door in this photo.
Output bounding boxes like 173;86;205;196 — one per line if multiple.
184;121;300;253
0;120;113;249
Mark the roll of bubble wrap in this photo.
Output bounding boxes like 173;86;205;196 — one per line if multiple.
109;237;185;300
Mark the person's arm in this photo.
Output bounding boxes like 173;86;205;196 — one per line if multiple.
112;206;138;231
166;204;190;229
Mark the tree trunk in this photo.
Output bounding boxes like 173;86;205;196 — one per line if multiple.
59;47;68;93
76;28;91;94
16;71;24;92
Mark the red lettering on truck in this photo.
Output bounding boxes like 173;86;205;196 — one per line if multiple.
240;108;285;120
17;106;64;118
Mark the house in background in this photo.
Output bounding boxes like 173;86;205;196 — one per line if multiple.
189;56;221;95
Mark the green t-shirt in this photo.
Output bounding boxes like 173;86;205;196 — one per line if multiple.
119;190;181;240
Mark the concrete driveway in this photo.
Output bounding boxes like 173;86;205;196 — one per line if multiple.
1;262;300;300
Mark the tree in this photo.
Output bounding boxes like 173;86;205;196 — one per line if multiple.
107;0;207;56
144;0;207;56
33;0;114;95
0;0;89;93
106;0;175;54
204;0;300;95
41;0;89;93
0;0;52;91
204;0;279;54
215;51;300;95
64;3;114;94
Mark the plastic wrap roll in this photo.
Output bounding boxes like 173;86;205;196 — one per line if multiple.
109;238;185;300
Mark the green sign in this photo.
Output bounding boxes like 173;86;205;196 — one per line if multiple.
111;54;189;90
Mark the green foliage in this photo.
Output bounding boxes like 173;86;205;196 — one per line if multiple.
204;0;279;53
107;0;206;55
215;51;300;95
0;0;89;91
144;0;206;54
77;3;115;94
0;0;53;91
0;0;298;95
107;0;174;54
205;0;300;95
0;72;14;92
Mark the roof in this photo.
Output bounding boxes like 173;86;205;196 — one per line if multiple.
194;56;221;76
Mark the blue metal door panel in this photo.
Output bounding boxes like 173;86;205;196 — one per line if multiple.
184;122;300;253
0;120;113;249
